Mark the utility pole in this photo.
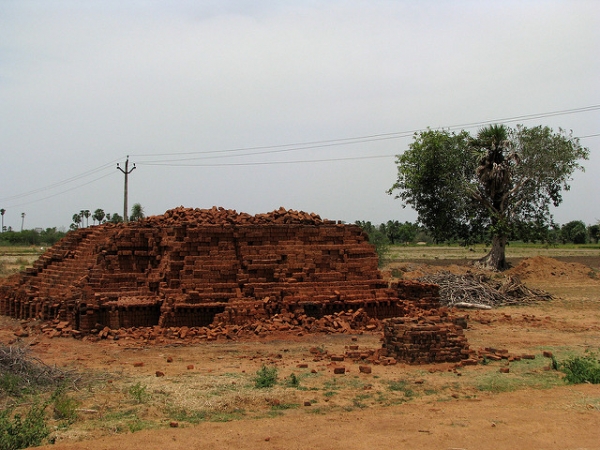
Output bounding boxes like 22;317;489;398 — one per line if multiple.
117;156;136;223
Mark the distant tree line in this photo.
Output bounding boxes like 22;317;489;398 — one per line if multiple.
0;228;66;246
69;203;144;230
356;219;600;247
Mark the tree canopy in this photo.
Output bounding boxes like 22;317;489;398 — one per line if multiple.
130;203;145;221
388;124;589;269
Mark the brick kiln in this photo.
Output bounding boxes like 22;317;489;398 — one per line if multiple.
0;206;469;364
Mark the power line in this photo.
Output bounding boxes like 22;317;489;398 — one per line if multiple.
4;171;117;209
137;154;396;167
135;134;410;165
2;103;598;204
132;131;598;168
0;159;121;202
579;133;600;139
131;103;600;162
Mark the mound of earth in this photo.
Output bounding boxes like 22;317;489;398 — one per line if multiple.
384;263;474;280
506;256;595;282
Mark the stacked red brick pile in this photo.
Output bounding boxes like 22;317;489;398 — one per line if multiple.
0;207;405;332
382;309;470;364
378;281;470;364
1;205;471;365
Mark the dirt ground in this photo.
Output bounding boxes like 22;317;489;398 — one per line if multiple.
1;254;599;449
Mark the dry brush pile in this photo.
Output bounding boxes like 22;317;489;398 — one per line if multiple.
417;271;553;309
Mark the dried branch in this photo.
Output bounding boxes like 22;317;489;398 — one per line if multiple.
417;271;553;309
0;344;75;392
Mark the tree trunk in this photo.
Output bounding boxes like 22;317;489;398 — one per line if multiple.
477;234;508;270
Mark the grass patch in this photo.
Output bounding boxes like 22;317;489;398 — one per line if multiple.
352;393;372;409
270;402;300;411
476;365;562;393
167;408;208;424
386;379;415;398
476;372;515;393
128;382;150;404
210;411;246;422
284;373;301;388
103;408;139;421
52;389;79;423
127;417;155;433
305;406;328;415
386;380;408;391
98;408;157;434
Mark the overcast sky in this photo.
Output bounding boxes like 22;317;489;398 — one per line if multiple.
1;0;598;231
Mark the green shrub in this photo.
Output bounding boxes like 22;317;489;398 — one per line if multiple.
0;403;50;450
128;382;150;403
560;355;600;384
285;373;300;388
52;389;79;422
254;366;278;388
0;373;23;396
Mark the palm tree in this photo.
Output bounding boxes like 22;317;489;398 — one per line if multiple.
0;208;5;233
92;208;105;225
20;212;25;231
130;203;145;221
83;210;91;227
470;124;514;269
72;213;82;229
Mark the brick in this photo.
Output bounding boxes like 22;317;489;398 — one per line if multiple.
359;365;372;374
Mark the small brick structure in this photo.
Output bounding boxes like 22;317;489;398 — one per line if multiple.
381;281;470;363
382;314;470;364
0;206;470;364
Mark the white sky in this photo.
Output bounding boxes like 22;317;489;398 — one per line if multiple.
1;0;598;231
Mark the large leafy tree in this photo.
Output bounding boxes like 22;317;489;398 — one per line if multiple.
388;124;589;270
561;220;587;244
588;224;600;244
108;213;124;224
387;129;483;244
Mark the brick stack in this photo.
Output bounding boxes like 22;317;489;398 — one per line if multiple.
0;206;465;359
382;312;470;364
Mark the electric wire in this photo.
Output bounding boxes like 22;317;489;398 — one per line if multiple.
2;104;599;205
131;104;600;162
137;154;395;167
0;159;121;202
4;171;117;209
